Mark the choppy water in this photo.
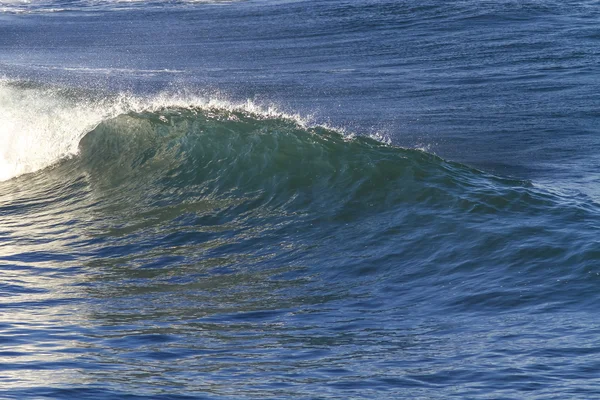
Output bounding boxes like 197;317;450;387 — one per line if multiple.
1;1;600;399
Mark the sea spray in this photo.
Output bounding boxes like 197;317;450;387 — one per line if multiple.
0;79;358;181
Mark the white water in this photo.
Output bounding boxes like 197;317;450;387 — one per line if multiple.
0;80;110;181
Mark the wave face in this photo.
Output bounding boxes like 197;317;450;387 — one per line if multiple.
77;109;432;213
2;83;600;398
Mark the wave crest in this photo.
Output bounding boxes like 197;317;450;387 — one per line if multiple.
0;79;336;182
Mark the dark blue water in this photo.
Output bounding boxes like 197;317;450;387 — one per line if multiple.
1;1;600;398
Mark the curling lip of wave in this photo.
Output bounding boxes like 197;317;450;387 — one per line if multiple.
0;79;372;182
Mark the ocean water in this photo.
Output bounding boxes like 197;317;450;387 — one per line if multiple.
1;1;600;398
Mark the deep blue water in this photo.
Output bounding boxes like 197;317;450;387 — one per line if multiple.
1;1;600;398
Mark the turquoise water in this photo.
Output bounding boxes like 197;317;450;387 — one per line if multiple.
1;1;600;398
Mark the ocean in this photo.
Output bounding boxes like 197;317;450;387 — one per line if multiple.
1;0;600;398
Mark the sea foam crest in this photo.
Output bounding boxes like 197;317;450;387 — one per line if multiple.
0;79;316;182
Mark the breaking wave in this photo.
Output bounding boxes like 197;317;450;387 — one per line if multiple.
0;79;322;181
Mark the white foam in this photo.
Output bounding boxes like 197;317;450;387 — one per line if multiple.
0;81;109;181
